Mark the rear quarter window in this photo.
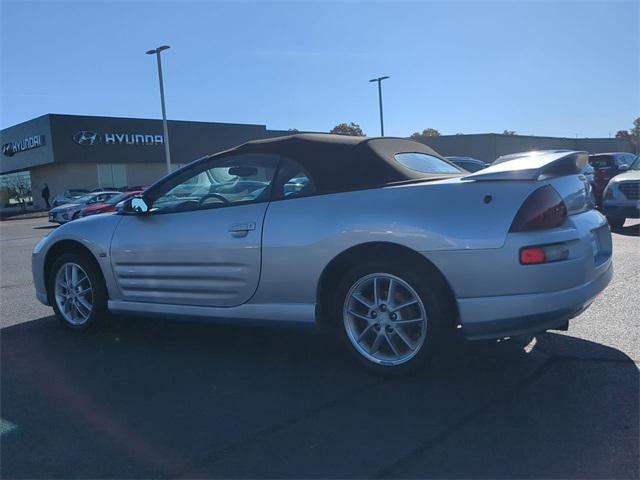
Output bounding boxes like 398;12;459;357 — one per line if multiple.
394;152;462;174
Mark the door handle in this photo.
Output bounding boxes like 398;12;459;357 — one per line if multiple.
228;222;256;237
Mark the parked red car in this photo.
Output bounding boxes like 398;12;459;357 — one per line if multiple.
79;191;143;218
589;153;636;203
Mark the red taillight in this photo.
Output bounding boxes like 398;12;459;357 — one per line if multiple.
519;243;569;265
520;247;546;264
510;185;567;232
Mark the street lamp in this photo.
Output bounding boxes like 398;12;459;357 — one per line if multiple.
146;45;172;174
369;76;389;136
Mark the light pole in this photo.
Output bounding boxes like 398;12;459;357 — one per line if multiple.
369;76;389;136
146;45;172;174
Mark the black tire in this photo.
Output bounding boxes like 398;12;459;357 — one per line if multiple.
607;216;625;230
48;252;109;331
329;259;455;376
72;211;80;221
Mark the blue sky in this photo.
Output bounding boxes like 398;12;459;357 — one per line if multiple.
1;0;638;137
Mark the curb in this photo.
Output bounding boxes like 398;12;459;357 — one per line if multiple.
0;212;49;222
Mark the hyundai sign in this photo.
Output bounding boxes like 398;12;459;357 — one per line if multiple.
73;131;164;146
2;134;45;156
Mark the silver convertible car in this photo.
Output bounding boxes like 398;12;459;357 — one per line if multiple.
32;135;613;374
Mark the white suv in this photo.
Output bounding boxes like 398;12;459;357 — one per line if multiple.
602;155;640;229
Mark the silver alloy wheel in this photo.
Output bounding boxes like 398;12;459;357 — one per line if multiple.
54;262;93;325
343;273;427;366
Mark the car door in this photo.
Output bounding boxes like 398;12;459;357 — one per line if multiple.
109;153;279;307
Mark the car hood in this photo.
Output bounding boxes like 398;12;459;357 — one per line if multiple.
610;170;640;183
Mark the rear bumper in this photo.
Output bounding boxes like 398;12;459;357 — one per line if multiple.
460;262;612;340
425;209;613;340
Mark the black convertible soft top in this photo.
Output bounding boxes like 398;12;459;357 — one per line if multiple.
146;134;459;199
230;134;458;194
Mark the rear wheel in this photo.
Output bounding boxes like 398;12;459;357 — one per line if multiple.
607;216;625;230
49;253;108;331
333;260;453;376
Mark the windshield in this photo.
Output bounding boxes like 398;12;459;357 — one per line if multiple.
105;192;128;205
74;195;95;204
630;156;640;170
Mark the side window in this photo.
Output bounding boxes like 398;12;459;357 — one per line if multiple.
151;154;278;214
274;157;316;200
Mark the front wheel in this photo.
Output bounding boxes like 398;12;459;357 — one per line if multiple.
607;216;625;230
334;261;453;375
49;253;108;331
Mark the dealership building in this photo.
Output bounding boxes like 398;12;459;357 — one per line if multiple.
0;113;635;211
0;114;290;211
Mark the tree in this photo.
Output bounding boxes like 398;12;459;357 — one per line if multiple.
632;117;640;138
410;128;440;139
615;130;631;140
615;117;640;153
502;130;517;135
330;122;364;136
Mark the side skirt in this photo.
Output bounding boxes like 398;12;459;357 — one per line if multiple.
107;300;316;324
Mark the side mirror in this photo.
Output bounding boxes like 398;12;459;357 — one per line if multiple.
619;164;629;172
117;195;151;214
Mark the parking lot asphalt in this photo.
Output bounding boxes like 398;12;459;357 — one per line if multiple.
1;217;638;479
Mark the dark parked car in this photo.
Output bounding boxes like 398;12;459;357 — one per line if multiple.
446;156;489;172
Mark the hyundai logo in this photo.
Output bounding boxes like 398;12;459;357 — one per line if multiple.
73;131;99;146
2;143;15;156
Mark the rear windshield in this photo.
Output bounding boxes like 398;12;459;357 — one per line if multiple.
589;155;614;169
394;152;462;174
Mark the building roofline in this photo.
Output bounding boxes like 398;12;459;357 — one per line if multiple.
2;113;270;132
45;113;268;129
432;132;623;141
0;114;51;132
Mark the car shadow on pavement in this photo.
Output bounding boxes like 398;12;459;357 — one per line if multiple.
613;222;639;237
1;315;638;479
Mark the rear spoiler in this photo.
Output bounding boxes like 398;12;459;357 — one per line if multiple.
467;151;588;181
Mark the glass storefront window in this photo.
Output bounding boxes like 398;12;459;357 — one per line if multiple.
97;164;128;189
0;171;33;209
